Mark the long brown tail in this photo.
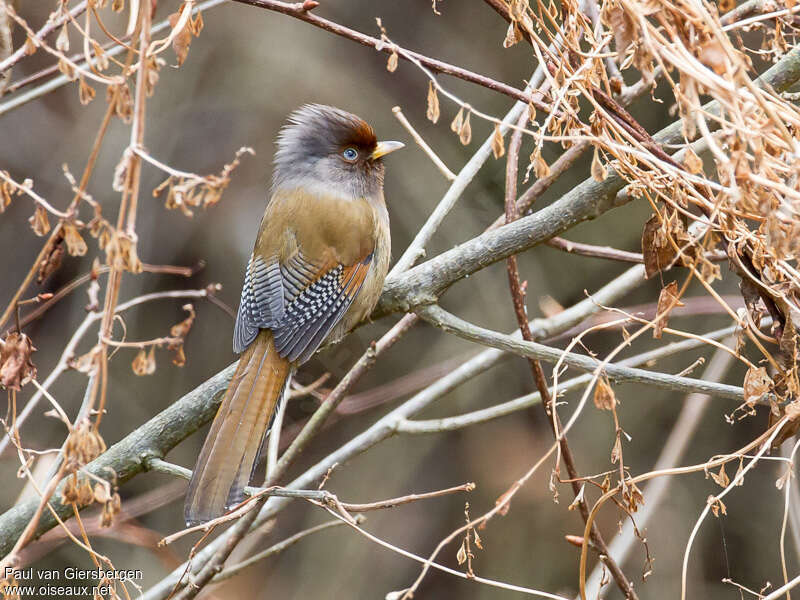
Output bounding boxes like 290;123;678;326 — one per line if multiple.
185;331;290;525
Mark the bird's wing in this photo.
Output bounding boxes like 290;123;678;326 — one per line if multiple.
233;249;373;363
233;254;285;353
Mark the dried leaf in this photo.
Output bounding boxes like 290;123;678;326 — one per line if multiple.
709;496;727;517
92;42;109;71
38;237;64;284
171;344;186;367
606;5;635;56
709;464;730;488
683;146;703;174
610;436;622;464
63;223;88;256
56;24;70;53
532;152;550;178
58;57;76;80
170;304;196;339
0;333;37;391
456;539;467;565
386;50;398;72
94;482;111;504
491;123;505;159
503;21;523;48
459;111;472;145
113;148;133;192
473;530;482;549
131;346;156;376
591;148;606;181
593;377;616;410
28;205;50;236
78;77;95;105
192;11;205;35
654;281;684;338
641;213;677;279
426;81;440;123
743;366;771;407
450;107;463;134
699;39;727;75
24;36;37;56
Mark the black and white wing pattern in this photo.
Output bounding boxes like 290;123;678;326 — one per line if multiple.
233;250;373;364
233;255;285;353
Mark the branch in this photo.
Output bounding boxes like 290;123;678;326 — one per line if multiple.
374;43;800;316
231;0;551;112
0;363;235;556
415;305;743;400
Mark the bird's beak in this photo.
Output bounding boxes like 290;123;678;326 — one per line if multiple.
370;141;405;160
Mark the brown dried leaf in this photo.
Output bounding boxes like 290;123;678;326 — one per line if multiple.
641;213;677;279
171;344;186;367
709;464;730;488
63;223;88;256
131;346;156;376
593;377;616;410
743;366;771;407
491;124;505;159
606;5;635;56
28;205;50;236
456;539;467;565
624;481;644;512
38;238;64;284
532;152;550;178
611;436;622;464
58;57;75;80
683;146;703;174
503;21;523;48
56;24;69;53
24;36;37;56
780;313;798;359
170;304;196;339
699;39;727;75
473;530;482;549
92;42;109;71
450;107;463;134
0;333;37;391
426;81;440;123
78;77;95;105
94;482;111;504
192;11;204;35
654;281;684;339
591;148;606;181
709;496;727;517
386;50;398;72
459;111;472;145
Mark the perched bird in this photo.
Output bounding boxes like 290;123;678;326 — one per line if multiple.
184;105;403;525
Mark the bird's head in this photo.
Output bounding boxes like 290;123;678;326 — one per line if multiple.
272;104;403;198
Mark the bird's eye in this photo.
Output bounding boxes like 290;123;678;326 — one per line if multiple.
342;147;358;162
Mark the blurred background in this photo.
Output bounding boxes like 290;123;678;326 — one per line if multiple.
0;1;790;598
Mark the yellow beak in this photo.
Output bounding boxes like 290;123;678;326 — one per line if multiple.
370;140;405;160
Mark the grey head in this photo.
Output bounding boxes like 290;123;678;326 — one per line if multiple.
272;104;403;199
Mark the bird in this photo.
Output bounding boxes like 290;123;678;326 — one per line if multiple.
184;104;403;525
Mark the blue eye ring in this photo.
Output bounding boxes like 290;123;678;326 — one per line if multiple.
342;147;358;161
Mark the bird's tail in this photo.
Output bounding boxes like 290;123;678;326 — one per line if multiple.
184;331;290;526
